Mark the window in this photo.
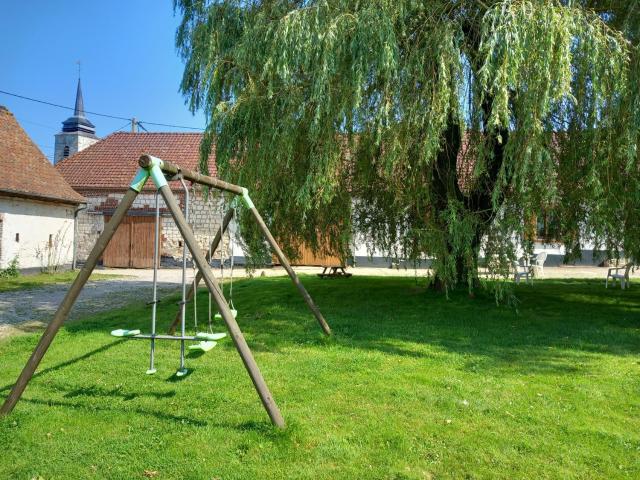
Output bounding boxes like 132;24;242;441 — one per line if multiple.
15;233;19;242
49;234;53;247
63;145;70;158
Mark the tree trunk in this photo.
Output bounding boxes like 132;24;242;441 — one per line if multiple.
431;234;482;292
429;108;509;293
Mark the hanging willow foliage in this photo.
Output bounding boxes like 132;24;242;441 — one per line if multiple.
175;0;639;294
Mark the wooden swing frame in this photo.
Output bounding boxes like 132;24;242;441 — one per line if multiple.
0;154;332;429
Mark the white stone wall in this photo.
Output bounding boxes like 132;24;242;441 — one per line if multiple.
54;132;99;164
75;189;235;265
0;196;76;270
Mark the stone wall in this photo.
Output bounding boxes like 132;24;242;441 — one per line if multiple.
75;187;236;265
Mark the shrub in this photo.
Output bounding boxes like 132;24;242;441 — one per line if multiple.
0;256;19;278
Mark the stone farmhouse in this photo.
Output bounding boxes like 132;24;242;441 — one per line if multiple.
48;79;239;268
0;106;85;271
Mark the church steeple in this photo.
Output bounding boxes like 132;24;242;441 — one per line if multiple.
54;76;99;164
61;78;96;136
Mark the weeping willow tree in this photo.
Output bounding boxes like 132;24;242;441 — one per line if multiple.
175;0;639;293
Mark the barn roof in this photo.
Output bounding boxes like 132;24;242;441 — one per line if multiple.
0;106;85;205
55;132;215;191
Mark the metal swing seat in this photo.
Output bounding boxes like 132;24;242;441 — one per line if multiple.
110;329;141;337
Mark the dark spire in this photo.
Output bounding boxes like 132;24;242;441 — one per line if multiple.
61;77;96;137
74;78;85;117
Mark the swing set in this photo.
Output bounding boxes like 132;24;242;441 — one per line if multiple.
0;154;332;428
111;176;240;374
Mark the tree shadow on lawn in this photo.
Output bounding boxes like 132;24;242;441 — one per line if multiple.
50;276;640;378
228;276;640;374
1;276;636;431
329;277;640;373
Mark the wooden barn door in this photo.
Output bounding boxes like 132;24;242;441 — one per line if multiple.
130;217;157;268
103;215;159;268
273;243;342;267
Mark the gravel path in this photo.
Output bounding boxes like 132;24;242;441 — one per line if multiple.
0;280;179;327
0;266;332;337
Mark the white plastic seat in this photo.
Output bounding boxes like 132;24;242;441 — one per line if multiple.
606;263;634;289
513;260;533;285
531;252;548;277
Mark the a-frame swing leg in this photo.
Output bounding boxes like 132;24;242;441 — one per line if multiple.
158;184;285;428
167;207;234;335
0;187;140;416
247;205;332;336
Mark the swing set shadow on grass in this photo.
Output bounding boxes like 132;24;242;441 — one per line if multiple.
0;154;334;429
0;340;125;395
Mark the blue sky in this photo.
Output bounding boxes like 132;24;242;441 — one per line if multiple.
1;1;206;162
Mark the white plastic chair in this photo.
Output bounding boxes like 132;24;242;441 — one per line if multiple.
513;260;532;285
531;252;548;277
606;263;634;289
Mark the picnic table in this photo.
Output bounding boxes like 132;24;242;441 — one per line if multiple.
317;266;352;279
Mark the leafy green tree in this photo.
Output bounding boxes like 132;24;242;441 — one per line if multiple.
175;0;639;293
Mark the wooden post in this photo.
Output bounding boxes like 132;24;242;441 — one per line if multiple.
0;188;140;416
167;208;234;335
158;184;285;428
247;207;332;336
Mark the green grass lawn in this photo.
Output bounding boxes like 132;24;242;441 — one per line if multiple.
0;271;113;292
0;276;638;479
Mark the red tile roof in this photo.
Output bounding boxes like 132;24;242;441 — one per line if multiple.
0;106;84;204
55;132;215;191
